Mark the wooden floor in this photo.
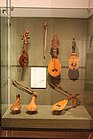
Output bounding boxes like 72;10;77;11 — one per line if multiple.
0;128;93;139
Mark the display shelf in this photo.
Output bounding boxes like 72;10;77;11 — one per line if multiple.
2;105;92;129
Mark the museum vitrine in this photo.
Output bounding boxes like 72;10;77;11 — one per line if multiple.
0;7;93;130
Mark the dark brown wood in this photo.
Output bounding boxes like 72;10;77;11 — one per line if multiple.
0;128;93;139
19;30;30;70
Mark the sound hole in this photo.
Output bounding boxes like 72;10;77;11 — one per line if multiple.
52;68;58;72
56;104;61;107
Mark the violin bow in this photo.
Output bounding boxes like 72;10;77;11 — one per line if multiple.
43;21;48;59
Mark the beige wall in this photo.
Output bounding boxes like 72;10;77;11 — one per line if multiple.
11;0;89;8
10;17;88;105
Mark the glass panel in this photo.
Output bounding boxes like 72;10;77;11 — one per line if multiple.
85;15;93;128
0;7;93;130
0;9;8;116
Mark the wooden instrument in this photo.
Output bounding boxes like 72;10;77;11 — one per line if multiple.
43;21;48;59
50;83;80;114
26;94;38;114
19;30;30;70
48;33;61;80
68;37;79;81
12;80;37;96
69;53;79;70
52;95;80;114
12;80;38;113
10;94;21;114
48;58;61;77
52;99;68;112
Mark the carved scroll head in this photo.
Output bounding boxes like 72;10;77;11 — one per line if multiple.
72;36;76;53
51;33;59;48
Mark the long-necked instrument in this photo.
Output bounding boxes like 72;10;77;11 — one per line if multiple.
19;30;30;70
12;80;38;113
43;21;48;59
68;37;79;81
50;83;80;114
48;33;61;85
12;80;37;96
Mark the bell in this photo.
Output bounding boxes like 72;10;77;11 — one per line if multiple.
26;94;38;114
10;94;21;114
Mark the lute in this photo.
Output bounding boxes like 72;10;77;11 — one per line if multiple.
12;80;38;114
68;37;79;81
48;33;61;84
51;83;80;114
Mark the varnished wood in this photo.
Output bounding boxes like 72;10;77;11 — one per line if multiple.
48;58;61;77
69;53;79;70
12;80;37;96
52;99;68;112
0;128;92;139
19;30;30;70
26;94;38;113
48;33;61;78
51;83;80;112
10;94;21;114
68;37;79;81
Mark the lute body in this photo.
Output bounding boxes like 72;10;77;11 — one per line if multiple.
10;94;21;114
68;37;79;81
19;49;28;70
26;94;38;114
48;33;62;84
19;30;30;70
48;58;61;77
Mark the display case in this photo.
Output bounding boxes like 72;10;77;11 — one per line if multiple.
0;7;93;131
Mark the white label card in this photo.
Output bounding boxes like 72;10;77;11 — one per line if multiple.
31;67;46;88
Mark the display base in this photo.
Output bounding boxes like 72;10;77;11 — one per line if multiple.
2;105;92;129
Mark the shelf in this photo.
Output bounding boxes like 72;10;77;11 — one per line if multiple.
2;105;92;129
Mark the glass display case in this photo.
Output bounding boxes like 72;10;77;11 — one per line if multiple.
0;7;93;130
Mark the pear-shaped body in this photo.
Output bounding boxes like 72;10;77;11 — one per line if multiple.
10;94;21;114
19;49;28;70
26;94;38;114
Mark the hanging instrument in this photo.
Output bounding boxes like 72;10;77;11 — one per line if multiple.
19;30;30;70
68;37;79;81
48;33;61;84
